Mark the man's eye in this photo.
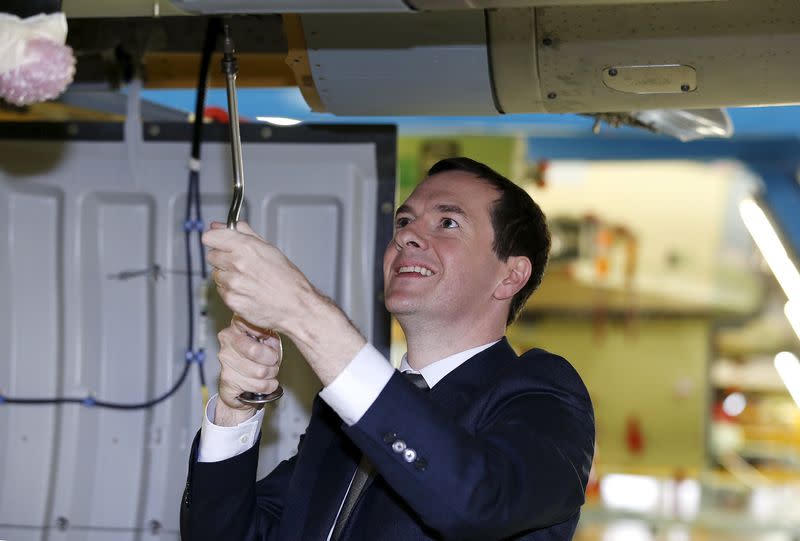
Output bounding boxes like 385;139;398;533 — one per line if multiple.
441;217;459;229
396;217;411;228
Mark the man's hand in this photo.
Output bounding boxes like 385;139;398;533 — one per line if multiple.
215;316;283;426
204;221;313;334
203;220;366;387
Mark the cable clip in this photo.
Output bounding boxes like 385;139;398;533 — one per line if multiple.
185;349;206;364
82;396;96;407
0;395;6;405
183;219;205;232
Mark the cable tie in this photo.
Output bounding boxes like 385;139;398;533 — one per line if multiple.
82;396;96;407
185;349;206;364
189;158;201;172
183;219;205;232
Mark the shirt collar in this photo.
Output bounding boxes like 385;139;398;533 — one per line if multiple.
399;340;500;389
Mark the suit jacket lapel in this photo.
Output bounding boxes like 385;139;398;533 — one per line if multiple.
428;338;518;416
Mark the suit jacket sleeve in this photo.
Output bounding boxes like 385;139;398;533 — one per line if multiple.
180;429;298;541
342;354;595;541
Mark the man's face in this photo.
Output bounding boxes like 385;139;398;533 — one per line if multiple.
383;171;507;324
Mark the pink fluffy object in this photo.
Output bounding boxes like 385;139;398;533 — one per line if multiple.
0;38;76;106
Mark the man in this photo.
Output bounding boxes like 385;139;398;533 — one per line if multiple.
182;157;595;540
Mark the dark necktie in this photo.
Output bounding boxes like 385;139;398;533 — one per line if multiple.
330;371;429;541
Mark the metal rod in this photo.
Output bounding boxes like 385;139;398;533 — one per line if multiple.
221;21;283;408
222;23;244;230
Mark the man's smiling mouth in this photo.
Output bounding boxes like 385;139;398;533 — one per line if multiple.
397;265;434;277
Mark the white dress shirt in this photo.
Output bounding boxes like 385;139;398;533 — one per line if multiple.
198;339;499;462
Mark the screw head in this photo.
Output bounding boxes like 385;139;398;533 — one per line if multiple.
542;37;553;47
149;520;162;534
608;68;618;77
56;516;69;531
547;92;557;100
681;84;691;92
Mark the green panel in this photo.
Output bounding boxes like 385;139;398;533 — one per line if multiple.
508;317;710;472
396;136;518;203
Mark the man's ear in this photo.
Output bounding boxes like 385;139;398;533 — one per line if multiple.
493;256;532;301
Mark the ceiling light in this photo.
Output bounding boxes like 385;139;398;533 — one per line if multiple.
256;116;302;126
739;198;800;300
600;474;659;513
722;392;747;417
774;351;800;408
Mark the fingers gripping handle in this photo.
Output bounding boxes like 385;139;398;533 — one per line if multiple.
222;21;283;407
237;331;284;408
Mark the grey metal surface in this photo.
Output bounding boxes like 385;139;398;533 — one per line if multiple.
303;11;498;116
0;122;394;539
168;0;411;13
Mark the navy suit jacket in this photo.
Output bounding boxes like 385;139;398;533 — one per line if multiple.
181;338;595;540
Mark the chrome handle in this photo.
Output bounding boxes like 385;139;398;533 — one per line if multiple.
221;21;283;408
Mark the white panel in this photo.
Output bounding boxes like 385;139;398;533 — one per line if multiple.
270;196;342;302
0;527;46;541
0;130;387;538
65;193;154;528
0;185;62;527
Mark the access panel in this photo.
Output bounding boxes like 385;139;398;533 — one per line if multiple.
0;121;395;540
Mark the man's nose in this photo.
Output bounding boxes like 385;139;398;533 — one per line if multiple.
394;223;427;250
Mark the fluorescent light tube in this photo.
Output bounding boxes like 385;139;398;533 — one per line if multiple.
256;116;302;126
739;199;800;300
774;351;800;408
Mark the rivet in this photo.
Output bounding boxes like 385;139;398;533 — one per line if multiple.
608;68;618;77
260;127;272;139
56;516;69;531
547;92;557;100
148;124;160;137
542;37;553;46
149;519;162;534
381;201;394;214
681;84;691;92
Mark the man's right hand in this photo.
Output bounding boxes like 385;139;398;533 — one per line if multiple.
214;316;283;427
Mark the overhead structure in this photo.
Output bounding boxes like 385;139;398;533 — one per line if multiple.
59;0;800;121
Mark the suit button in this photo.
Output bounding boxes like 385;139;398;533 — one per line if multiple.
403;448;417;463
383;432;397;444
414;457;427;471
392;439;407;453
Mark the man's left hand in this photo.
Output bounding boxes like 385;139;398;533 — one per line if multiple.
203;221;312;334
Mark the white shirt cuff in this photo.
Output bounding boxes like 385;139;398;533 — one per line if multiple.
198;394;264;463
319;342;395;426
